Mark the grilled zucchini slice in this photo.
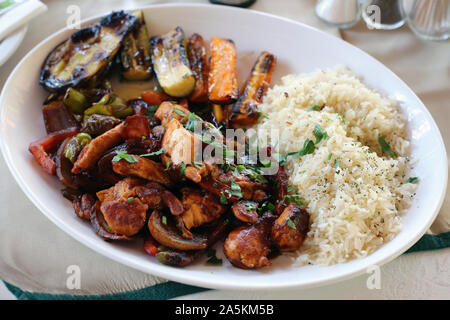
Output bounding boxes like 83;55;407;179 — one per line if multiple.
120;10;152;81
40;11;138;92
150;26;196;98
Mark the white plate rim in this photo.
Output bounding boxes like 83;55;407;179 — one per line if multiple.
0;3;447;291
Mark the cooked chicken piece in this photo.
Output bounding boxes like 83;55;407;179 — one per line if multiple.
152;125;165;140
180;187;226;230
155;101;190;127
232;200;259;223
112;155;172;187
199;168;268;203
72;193;96;221
224;213;275;269
271;203;309;252
162;118;202;165
97;177;142;202
72;122;125;174
134;182;166;210
100;197;148;236
162;190;184;216
96;178;148;237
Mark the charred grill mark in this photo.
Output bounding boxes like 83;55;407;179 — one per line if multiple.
100;11;138;35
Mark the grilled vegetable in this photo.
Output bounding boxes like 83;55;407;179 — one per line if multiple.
40;11;138;92
29;127;80;175
83;94;133;121
148;210;207;251
208;37;238;105
140;90;169;107
231;51;275;126
187;34;209;102
120;10;152;80
42;100;79;134
56;137;81;189
63;133;92;163
81;114;121;136
150;26;195;97
63;88;88;114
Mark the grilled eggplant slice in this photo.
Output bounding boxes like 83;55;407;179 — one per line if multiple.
40;11;138;92
208;37;238;105
231;51;275;127
150;27;196;98
187;33;209;102
120;10;152;80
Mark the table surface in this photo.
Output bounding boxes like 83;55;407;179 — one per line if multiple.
0;0;449;300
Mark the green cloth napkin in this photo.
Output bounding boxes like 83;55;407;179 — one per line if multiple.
4;231;450;300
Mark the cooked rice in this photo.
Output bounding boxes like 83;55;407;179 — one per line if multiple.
255;66;417;265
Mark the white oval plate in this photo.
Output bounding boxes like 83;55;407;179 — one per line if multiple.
0;4;447;290
0;25;27;67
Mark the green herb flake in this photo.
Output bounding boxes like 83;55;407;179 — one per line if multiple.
407;177;419;184
127;197;134;203
112;150;138;164
206;249;223;265
257;111;269;120
328;153;333;160
219;192;228;205
140;148;165;157
173;107;186;117
164;161;171;171
313;123;329;144
283;195;306;207
162;216;167;225
308;105;321;112
179;163;186;176
334;157;340;168
337;113;346;124
286;218;297;230
378;136;398;157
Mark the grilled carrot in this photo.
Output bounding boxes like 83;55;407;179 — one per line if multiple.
187;34;209;103
231;51;276;127
208;37;238;105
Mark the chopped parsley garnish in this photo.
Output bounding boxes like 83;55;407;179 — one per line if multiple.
378;136;398;157
283;195;306;206
206;249;223;265
245;202;257;211
257;111;269;120
328;153;333;160
173;107;186;117
286;218;297;230
278;139;316;166
258;201;275;213
337;113;346;124
164;161;171;171
287;185;294;193
407;177;419;184
219;192;228;205
161;216;167;225
179;163;186;176
140;148;165;157
308;105;321;111
192;161;203;169
184;113;202;132
313;123;329;144
127;197;134;203
141;136;146;140
230;180;243;198
112;150;138;163
334;157;340;168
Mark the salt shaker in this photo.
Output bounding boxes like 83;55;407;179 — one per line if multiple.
315;0;361;29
